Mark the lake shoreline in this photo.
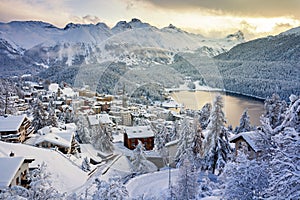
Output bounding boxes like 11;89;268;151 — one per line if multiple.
166;83;266;102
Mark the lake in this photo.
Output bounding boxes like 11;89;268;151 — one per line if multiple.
171;90;265;128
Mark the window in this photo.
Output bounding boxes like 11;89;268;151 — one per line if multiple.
16;177;20;185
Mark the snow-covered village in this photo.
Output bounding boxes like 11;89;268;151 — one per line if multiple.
0;75;299;199
0;1;300;199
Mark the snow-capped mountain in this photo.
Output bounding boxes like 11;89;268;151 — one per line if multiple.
0;19;245;76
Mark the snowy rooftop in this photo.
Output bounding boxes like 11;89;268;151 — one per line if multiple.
230;131;264;152
0;141;87;193
36;126;75;147
35;132;73;148
0;115;26;132
0;157;25;187
88;114;113;126
125;126;154;139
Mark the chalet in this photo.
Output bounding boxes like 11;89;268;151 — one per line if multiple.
35;126;79;154
0;157;35;188
124;126;155;150
0;115;34;143
230;131;264;159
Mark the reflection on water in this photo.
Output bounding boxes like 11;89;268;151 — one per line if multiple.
171;91;265;127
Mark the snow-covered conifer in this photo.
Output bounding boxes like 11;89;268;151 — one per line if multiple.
93;177;128;200
175;158;198;200
32;99;48;131
81;157;91;172
91;124;114;153
199;103;212;130
264;127;300;199
222;152;268;199
175;117;194;166
202;95;231;174
29;162;64;199
76;115;91;143
131;141;156;174
235;109;252;134
264;93;287;128
154;124;167;151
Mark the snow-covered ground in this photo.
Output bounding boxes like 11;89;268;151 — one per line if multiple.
126;168;179;199
0;141;88;193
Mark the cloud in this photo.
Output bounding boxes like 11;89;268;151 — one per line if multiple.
71;15;101;24
0;0;71;27
139;0;300;19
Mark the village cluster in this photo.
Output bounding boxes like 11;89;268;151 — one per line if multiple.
0;78;185;188
0;76;299;199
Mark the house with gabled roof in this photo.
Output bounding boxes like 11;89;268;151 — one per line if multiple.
124;126;155;150
0;157;34;189
230;131;265;159
0;115;34;143
34;126;79;154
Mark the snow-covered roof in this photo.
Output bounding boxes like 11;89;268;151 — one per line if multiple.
0;115;27;132
0;141;87;193
36;126;75;148
0;157;25;187
35;132;73;148
230;131;263;152
79;144;103;163
125;126;154;139
87;114;113;126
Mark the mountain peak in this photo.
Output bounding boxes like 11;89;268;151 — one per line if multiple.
162;24;184;33
8;21;57;29
64;23;82;30
226;30;244;41
112;18;151;33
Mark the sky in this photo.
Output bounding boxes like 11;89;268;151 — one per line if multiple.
0;0;299;39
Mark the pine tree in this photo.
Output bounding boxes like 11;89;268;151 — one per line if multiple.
202;95;231;174
29;162;64;200
235;109;252;134
93;177;128;200
32;99;48;131
192;118;204;156
275;95;300;132
175;117;194;166
81;157;91;172
154;124;167;151
175;159;198;200
191;117;205;169
47;102;58;128
264;93;287;128
91;124;114;153
222;152;268;200
76;115;91;143
199;103;212;130
264;127;300;199
131;141;156;174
